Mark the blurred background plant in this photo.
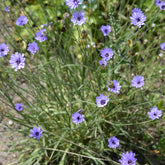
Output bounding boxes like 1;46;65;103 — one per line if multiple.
0;0;165;164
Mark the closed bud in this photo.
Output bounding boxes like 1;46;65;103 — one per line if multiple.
145;89;150;94
81;30;88;39
135;52;139;56
151;23;156;27
66;102;70;107
63;12;70;19
48;22;54;31
21;41;27;50
83;0;89;4
144;39;148;44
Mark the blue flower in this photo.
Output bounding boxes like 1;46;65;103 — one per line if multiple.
160;42;165;50
155;0;165;9
16;16;28;26
148;107;162;120
35;29;47;42
100;48;114;61
9;52;25;71
71;11;86;25
155;0;162;7
108;136;120;149
0;43;9;57
119;151;137;165
66;0;81;9
99;59;107;67
96;94;109;107
4;5;10;12
100;25;111;36
130;8;146;28
15;103;23;111
72;112;85;124
106;80;121;94
27;41;39;55
159;1;165;10
29;127;43;140
132;75;144;88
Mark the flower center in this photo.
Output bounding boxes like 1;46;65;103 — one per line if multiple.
77;116;80;120
16;58;21;65
112;140;116;144
35;132;39;136
104;29;108;33
137;81;141;84
128;160;133;164
1;49;4;52
105;53;109;57
153;113;157;116
161;5;165;9
101;100;106;105
19;106;22;109
136;17;141;22
77;16;81;21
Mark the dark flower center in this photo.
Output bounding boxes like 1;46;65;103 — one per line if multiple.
16;58;21;65
104;29;108;33
77;16;81;21
128;160;133;164
136;17;141;22
153;113;157;116
137;81;141;84
1;49;4;52
105;53;109;57
102;63;105;66
35;132;39;136
19;106;22;109
112;140;116;144
101;100;106;105
77;116;80;120
161;5;165;9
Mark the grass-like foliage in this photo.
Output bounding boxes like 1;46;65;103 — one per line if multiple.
0;0;165;164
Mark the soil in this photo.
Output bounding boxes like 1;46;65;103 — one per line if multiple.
0;10;18;165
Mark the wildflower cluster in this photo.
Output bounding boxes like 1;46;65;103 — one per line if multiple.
1;1;164;164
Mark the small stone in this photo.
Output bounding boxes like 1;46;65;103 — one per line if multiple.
8;120;13;126
12;154;17;158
